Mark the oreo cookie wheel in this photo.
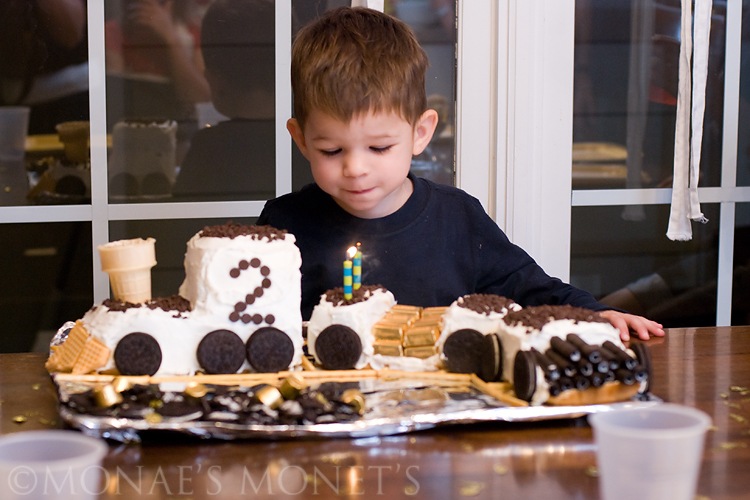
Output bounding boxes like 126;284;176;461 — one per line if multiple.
313;324;363;370
245;327;295;373
512;350;537;402
197;329;246;374
442;328;486;375
114;332;162;376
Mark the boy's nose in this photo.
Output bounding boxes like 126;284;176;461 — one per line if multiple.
342;152;367;177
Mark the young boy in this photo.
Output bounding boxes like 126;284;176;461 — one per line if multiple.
257;7;663;342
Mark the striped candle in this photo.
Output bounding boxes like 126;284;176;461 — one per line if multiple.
352;246;362;290
343;259;353;300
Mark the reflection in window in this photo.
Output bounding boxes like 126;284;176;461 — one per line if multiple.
571;204;720;328
0;1;90;207
573;0;727;190
0;223;93;353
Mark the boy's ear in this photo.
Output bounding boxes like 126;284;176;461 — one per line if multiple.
287;118;309;158
412;109;439;156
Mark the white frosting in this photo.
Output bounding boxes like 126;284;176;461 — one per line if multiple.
497;318;624;386
437;295;521;349
307;288;396;369
82;228;303;376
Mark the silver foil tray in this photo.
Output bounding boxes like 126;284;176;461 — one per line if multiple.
54;374;661;443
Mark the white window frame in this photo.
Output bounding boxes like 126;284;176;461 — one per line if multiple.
2;0;745;326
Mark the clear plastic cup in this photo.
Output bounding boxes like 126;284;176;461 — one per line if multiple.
0;430;108;500
0;106;30;162
589;404;711;500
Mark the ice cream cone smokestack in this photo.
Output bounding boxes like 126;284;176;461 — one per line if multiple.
98;238;156;303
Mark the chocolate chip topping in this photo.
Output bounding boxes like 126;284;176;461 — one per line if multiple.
199;223;287;241
504;305;607;331
102;296;192;316
323;285;387;306
456;294;517;315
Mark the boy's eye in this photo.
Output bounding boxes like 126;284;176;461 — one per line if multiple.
370;145;392;154
319;149;341;157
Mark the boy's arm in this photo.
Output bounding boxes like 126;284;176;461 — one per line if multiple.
598;310;665;342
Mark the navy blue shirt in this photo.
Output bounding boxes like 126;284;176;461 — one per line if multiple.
258;174;606;319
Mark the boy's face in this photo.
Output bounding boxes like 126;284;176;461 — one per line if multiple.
288;109;438;219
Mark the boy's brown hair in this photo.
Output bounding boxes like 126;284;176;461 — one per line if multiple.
291;7;429;129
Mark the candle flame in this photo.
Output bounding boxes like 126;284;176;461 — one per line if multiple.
347;246;358;259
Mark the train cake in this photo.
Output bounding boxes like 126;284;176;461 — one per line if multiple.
46;223;651;407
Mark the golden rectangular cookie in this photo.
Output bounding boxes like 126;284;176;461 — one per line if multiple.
403;326;439;347
372;322;405;341
374;341;403;357
404;345;437;359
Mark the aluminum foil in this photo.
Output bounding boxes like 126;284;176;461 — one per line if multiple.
54;376;661;443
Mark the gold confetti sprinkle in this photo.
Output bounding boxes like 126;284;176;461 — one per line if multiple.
730;386;748;393
709;425;719;432
404;484;419;496
31;383;41;391
493;464;508;475
459;481;484;497
718;441;747;450
719;393;729;399
585;465;599;478
13;415;27;424
38;417;56;426
462;443;474;453
724;401;742;409
145;412;162;424
729;414;748;424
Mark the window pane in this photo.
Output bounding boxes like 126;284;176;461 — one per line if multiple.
573;0;726;190
570;204;720;328
104;0;279;202
740;2;750;188
1;1;90;206
291;1;457;186
734;203;750;325
0;223;93;352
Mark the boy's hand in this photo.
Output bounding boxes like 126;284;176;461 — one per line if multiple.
599;310;665;342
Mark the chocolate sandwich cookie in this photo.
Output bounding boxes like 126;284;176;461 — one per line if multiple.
630;342;652;391
442;328;485;375
114;332;162;376
513;350;537;402
314;325;362;370
245;327;295;373
197;329;246;374
479;333;503;382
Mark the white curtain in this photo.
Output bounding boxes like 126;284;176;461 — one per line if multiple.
666;0;713;241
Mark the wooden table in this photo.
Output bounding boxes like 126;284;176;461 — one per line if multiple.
1;326;748;499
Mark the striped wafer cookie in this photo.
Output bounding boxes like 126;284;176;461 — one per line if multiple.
72;336;111;375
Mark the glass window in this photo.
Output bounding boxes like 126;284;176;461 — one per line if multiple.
734;203;750;325
0;223;93;352
104;0;281;202
570;204;720;328
1;0;90;206
573;0;727;190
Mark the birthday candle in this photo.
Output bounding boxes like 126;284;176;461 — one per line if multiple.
343;259;353;300
351;245;362;290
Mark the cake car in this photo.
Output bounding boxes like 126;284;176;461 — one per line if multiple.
438;296;652;406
